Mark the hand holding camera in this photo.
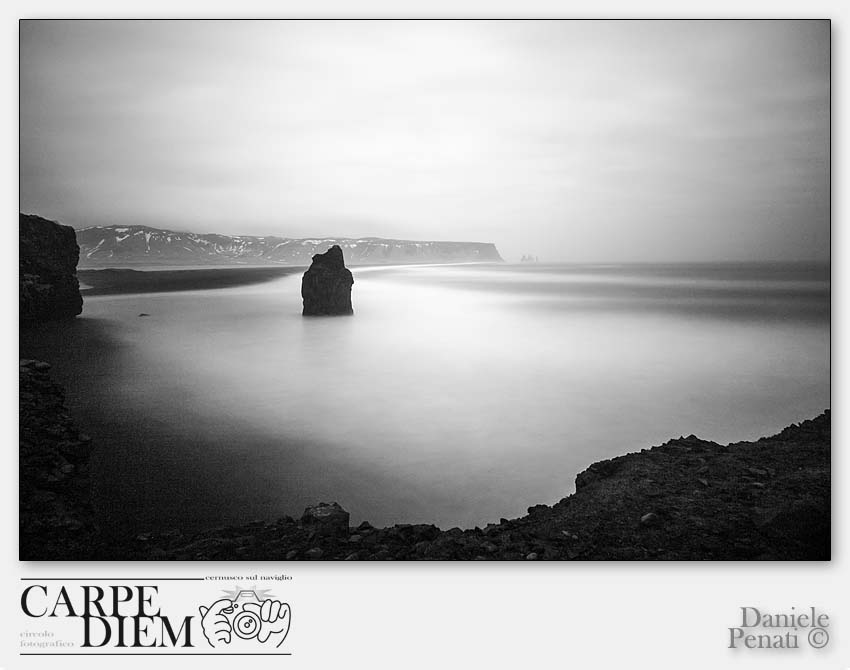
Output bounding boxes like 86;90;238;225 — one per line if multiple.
199;591;291;648
199;598;236;648
239;599;291;645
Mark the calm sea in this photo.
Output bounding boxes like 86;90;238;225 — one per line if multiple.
22;262;830;534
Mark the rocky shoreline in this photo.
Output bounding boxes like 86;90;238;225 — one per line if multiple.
19;360;98;560
20;359;830;561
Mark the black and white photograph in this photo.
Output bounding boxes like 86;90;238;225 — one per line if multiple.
18;18;830;564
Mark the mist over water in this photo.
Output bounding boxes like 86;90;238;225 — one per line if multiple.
25;263;829;533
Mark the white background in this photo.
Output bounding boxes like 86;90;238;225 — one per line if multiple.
1;2;845;669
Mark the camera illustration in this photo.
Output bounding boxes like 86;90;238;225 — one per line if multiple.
199;589;291;648
227;590;265;640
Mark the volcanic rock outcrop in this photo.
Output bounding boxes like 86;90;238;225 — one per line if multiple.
301;245;354;316
20;213;83;323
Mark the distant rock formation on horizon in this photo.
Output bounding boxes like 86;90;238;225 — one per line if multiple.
301;245;354;316
73;224;504;267
20;213;83;323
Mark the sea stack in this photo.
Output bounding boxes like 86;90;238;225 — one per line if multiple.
301;245;354;316
19;213;83;323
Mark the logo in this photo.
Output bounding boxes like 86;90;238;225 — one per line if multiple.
19;579;293;656
199;589;291;648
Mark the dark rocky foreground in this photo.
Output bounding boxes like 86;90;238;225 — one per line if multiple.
20;360;829;561
301;245;354;315
20;213;84;323
19;360;98;560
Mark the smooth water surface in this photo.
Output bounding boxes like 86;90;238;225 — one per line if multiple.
23;263;830;533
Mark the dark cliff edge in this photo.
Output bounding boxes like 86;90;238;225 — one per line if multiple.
20;213;83;323
19;361;830;561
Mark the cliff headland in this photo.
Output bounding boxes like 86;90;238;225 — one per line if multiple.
20;213;83;322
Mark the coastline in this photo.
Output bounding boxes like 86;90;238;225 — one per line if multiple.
78;266;304;295
20;358;830;561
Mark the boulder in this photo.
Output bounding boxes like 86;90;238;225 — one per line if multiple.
300;502;350;537
640;512;660;527
301;245;354;316
20;213;83;323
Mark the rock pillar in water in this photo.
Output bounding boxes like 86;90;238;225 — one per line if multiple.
301;245;354;315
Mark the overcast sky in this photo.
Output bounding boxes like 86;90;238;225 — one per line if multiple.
21;20;829;262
